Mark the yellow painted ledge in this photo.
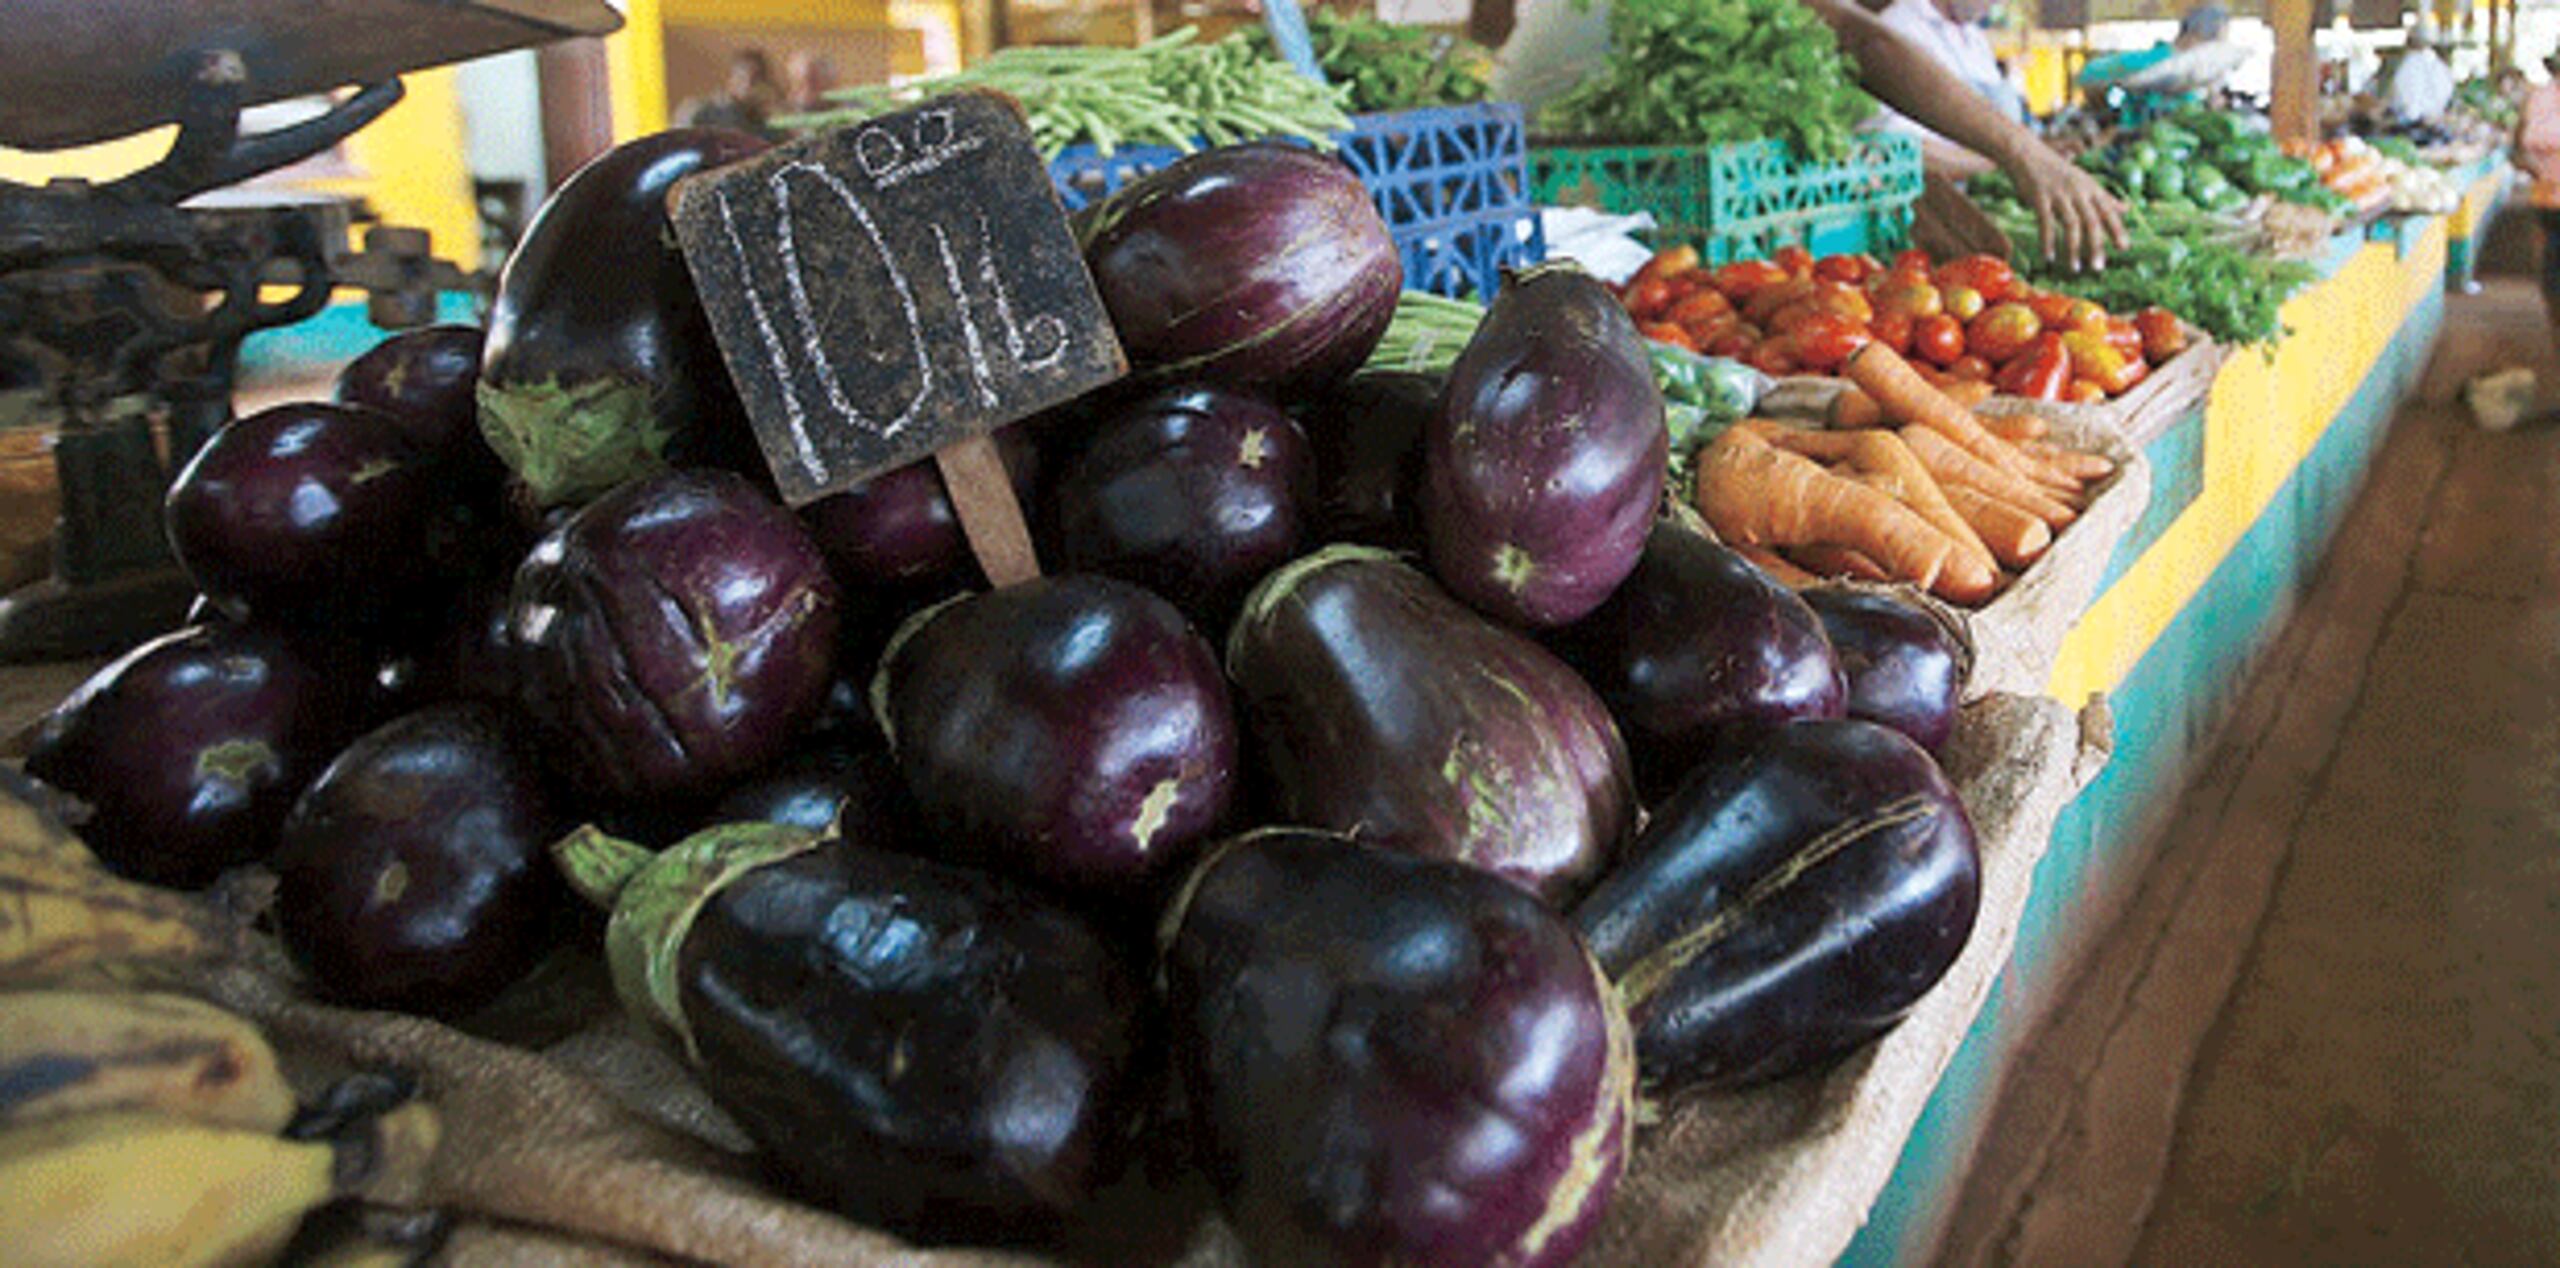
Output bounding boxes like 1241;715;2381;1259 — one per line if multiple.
2046;221;2449;703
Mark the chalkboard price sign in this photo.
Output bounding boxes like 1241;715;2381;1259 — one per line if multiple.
670;93;1127;509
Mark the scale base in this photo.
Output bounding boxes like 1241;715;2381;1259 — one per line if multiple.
0;569;194;664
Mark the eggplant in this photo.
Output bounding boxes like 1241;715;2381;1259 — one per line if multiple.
1082;144;1400;399
336;325;501;486
1423;264;1666;629
1802;584;1972;752
165;403;443;626
1226;546;1633;903
1162;828;1635;1268
273;704;564;1017
478;128;768;508
799;424;1039;591
1573;718;1980;1093
1308;370;1436;550
556;822;1149;1245
1051;386;1313;630
25;623;373;887
713;736;913;844
1554;521;1845;790
512;469;841;806
872;575;1235;900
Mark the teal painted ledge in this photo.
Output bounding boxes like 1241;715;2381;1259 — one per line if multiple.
237;292;485;385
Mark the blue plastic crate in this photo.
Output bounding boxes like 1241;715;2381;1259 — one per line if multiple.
1049;103;1545;300
1530;135;1922;266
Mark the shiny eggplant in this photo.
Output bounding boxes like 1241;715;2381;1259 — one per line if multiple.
799;423;1039;591
1225;546;1632;903
273;704;564;1017
1423;265;1666;628
555;822;1149;1245
336;325;502;487
713;736;913;845
872;575;1235;900
1082;144;1400;398
1554;521;1845;789
511;469;841;805
25;623;374;887
1307;370;1436;550
1802;584;1972;752
1050;386;1313;629
165;403;442;625
478;129;768;508
1573;718;1980;1093
1162;827;1635;1268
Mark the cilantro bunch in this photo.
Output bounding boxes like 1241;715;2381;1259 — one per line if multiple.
1539;0;1875;160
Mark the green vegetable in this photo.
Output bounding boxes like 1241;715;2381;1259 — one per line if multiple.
1539;0;1875;159
786;29;1352;159
1245;11;1492;114
1971;176;2318;347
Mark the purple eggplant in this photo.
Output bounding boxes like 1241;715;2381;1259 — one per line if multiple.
873;575;1235;900
1051;386;1313;630
799;424;1039;591
1308;370;1436;550
1554;521;1846;791
336;325;502;487
1162;828;1635;1268
25;623;374;887
1573;718;1980;1093
556;822;1149;1244
512;469;841;806
1802;584;1972;752
1423;265;1666;629
1082;144;1400;399
478;129;768;508
713;736;913;846
165;403;443;626
273;704;564;1017
1226;546;1632;903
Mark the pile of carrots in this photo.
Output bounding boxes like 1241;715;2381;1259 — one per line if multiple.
1696;342;2114;606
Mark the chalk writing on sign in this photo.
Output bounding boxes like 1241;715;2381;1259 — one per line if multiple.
672;93;1127;506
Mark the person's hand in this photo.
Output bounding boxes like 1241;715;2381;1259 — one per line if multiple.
2008;144;2129;273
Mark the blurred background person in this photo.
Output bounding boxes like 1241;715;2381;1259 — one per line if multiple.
676;49;781;134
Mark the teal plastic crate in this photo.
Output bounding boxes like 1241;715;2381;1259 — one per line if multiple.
1530;135;1923;265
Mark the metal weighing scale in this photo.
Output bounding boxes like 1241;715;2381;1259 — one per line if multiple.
0;0;620;661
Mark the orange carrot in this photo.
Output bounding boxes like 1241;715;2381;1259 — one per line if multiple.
1942;484;2053;569
1845;342;2077;489
1752;424;1999;578
1942;380;1997;411
1736;546;1821;587
2025;440;2116;482
1695;429;1997;604
1787;544;1893;583
1981;408;2046;443
1899;425;2078;529
1831;386;1886;429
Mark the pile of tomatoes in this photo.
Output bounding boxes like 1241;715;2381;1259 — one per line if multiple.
1617;245;2191;404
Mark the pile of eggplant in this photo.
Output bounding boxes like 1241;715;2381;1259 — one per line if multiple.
24;126;1987;1264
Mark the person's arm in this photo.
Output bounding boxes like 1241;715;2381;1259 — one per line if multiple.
1801;0;2126;269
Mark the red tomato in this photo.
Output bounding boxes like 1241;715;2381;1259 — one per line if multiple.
2135;306;2189;362
1747;339;1800;377
1933;255;2015;304
1638;321;1697;352
1965;303;2044;364
1685;308;1743;348
1869;275;1943;320
1623;277;1675;321
2023;290;2078;327
1773;245;1816;278
1807;280;1875;326
1628;244;1701;292
1947;354;1994;384
1994;333;2070;401
2060;330;2142;395
1743;275;1822;325
1711;259;1792;302
2060;298;2109;336
1667;287;1735;329
1704;328;1758;359
1942;284;1986;322
1912;313;1966;367
1813;254;1866;285
1892;248;1935;277
1869;311;1916;357
1792;312;1874;371
1662;271;1715;303
2063;378;2109;405
2105;317;2145;361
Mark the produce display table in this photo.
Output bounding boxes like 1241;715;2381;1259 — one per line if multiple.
2443;150;2515;292
1839;202;2454;1266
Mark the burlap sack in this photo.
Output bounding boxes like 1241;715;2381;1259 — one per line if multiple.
164;691;2101;1268
1958;410;2149;701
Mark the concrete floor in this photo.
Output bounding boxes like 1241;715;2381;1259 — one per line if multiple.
1939;277;2560;1266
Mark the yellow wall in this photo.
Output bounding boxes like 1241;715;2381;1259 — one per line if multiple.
610;0;673;142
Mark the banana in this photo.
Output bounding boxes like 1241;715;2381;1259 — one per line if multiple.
0;991;294;1133
0;1110;337;1268
0;846;243;990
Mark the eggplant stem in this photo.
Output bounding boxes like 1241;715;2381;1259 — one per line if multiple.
553;826;655;910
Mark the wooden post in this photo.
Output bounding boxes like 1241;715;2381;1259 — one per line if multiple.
2270;0;2318;150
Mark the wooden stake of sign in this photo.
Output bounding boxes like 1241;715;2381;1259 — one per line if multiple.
668;92;1128;586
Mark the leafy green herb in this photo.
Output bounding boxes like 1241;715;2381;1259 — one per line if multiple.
1539;0;1874;159
1245;11;1492;114
1972;175;2317;348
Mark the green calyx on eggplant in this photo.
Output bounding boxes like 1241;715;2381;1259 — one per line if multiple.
478;128;768;509
1572;718;1981;1094
554;821;1150;1244
870;574;1237;902
1161;827;1636;1268
1553;519;1846;794
1226;545;1633;904
1423;263;1667;629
